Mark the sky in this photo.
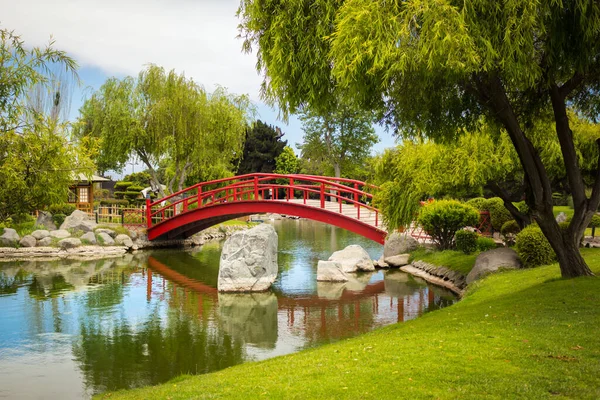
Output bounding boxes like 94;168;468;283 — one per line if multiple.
2;0;397;176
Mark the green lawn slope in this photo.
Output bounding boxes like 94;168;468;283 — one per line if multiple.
100;249;600;400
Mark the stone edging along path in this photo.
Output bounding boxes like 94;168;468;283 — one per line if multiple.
400;260;467;297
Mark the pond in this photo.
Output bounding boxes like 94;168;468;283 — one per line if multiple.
0;219;456;399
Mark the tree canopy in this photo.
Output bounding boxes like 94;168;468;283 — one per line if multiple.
237;120;286;175
298;101;378;178
0;28;93;221
238;0;600;278
274;146;300;176
74;65;253;197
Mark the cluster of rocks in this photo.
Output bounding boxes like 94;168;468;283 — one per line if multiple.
0;210;136;252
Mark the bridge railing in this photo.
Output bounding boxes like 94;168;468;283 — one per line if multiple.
146;173;380;229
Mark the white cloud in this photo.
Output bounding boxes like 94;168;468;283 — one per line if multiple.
1;0;262;98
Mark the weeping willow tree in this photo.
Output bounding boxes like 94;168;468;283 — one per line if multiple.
74;65;253;197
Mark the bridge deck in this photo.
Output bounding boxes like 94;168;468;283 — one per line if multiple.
278;199;382;229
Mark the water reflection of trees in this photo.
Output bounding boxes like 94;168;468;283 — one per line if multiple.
72;304;244;394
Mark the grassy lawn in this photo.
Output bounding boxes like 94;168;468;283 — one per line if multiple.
409;247;479;276
99;250;600;400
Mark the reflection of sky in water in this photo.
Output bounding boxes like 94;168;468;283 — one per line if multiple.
0;220;456;399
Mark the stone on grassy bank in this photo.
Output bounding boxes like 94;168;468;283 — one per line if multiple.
467;248;522;284
317;260;348;282
218;224;278;292
96;228;117;238
115;234;133;248
31;230;50;240
97;232;115;245
37;237;53;246
59;238;82;249
36;211;57;231
19;235;37;248
80;232;97;244
50;230;70;239
60;210;96;232
384;254;410;267
328;245;374;272
0;228;20;246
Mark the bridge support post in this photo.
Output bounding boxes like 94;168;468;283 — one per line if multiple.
288;178;294;201
254;177;258;200
320;183;325;208
145;197;151;228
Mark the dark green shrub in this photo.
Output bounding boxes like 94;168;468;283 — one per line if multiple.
455;230;478;254
128;185;145;192
417;200;479;250
501;220;521;236
465;197;487;211
114;181;133;190
514;201;529;215
589;214;600;237
52;213;66;227
114;191;127;199
48;203;76;216
476;237;497;252
483;197;513;231
10;213;34;224
124;191;141;200
552;192;568;206
515;225;556;267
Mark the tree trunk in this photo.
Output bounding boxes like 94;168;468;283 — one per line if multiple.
537;214;594;277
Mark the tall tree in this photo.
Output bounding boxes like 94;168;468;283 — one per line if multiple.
0;28;93;221
237;120;286;175
298;102;378;178
238;0;600;278
274;146;299;175
74;65;252;197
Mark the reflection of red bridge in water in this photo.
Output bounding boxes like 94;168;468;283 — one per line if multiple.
146;173;387;244
146;256;439;328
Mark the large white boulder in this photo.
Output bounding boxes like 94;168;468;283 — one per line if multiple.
58;238;82;249
80;231;97;245
115;234;133;248
0;228;20;247
384;232;418;258
218;224;278;292
97;232;115;245
316;260;348;282
384;254;410;267
60;210;97;232
328;244;375;272
466;248;522;284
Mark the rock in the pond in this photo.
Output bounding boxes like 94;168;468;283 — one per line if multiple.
95;228;117;238
375;255;389;268
384;254;410;267
328;244;375;272
555;212;568;223
49;229;70;239
115;234;133;248
466;248;522;284
19;235;37;248
218;224;278;292
97;232;115;245
317;281;347;300
37;237;53;247
80;231;97;245
0;228;20;247
128;230;138;241
36;211;57;231
60;210;97;233
58;238;82;249
316;260;348;282
384;232;418;258
31;229;50;240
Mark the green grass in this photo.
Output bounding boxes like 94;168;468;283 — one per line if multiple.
409;247;479;276
553;206;575;220
99;249;600;400
94;224;131;236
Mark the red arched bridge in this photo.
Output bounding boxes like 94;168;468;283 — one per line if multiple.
145;173;387;244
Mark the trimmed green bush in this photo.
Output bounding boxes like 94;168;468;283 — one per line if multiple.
515;225;556;267
114;181;133;190
455;230;479;254
477;237;497;252
465;197;487;211
124;191;141;200
501;220;521;236
127;185;145;192
418;200;479;250
483;197;513;231
114;191;127;199
48;203;76;216
589;214;600;237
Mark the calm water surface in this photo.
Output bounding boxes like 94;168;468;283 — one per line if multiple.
0;220;455;399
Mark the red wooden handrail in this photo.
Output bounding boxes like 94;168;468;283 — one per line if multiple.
146;173;380;230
